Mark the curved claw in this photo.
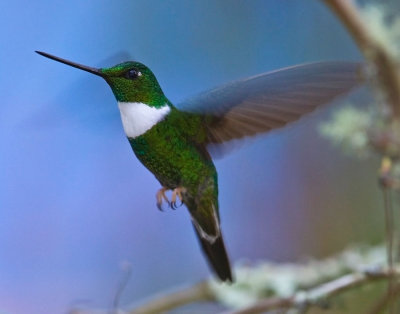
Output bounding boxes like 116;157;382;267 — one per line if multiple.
171;187;185;210
157;200;170;211
157;202;164;211
171;199;183;209
156;187;170;212
170;201;179;210
156;186;185;211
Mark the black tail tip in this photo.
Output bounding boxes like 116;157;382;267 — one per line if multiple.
221;272;234;283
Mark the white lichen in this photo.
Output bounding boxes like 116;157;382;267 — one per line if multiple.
319;106;373;157
360;4;400;58
209;245;385;309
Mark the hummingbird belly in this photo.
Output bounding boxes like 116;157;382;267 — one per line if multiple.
127;120;217;192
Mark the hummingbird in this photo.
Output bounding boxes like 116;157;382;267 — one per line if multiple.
36;51;360;282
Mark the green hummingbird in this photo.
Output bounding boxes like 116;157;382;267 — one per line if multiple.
36;51;360;282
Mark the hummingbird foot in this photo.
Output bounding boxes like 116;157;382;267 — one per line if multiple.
156;187;170;211
171;187;186;209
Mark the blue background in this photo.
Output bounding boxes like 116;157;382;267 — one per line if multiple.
0;1;391;313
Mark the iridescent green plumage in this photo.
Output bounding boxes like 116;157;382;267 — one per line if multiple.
127;104;232;280
129;107;218;231
101;62;167;106
36;50;362;282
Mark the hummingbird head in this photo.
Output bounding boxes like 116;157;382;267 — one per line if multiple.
36;51;168;108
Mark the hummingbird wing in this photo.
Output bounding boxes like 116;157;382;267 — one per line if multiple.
178;61;362;157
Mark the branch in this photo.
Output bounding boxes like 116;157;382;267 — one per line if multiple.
221;297;294;314
126;266;398;314
70;245;389;314
129;281;213;314
324;0;374;52
323;0;400;118
223;267;398;314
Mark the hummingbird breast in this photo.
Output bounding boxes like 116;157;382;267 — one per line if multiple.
127;108;217;193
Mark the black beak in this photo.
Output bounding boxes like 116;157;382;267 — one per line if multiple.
36;51;103;77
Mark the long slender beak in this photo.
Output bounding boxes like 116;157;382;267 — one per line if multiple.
35;51;103;77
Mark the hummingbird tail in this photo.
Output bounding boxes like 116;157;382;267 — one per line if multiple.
192;224;233;282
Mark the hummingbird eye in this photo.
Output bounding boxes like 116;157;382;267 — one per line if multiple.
125;69;141;80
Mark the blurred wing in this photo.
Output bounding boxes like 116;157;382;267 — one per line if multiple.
178;61;362;150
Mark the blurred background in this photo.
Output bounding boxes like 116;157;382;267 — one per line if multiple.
1;1;397;313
